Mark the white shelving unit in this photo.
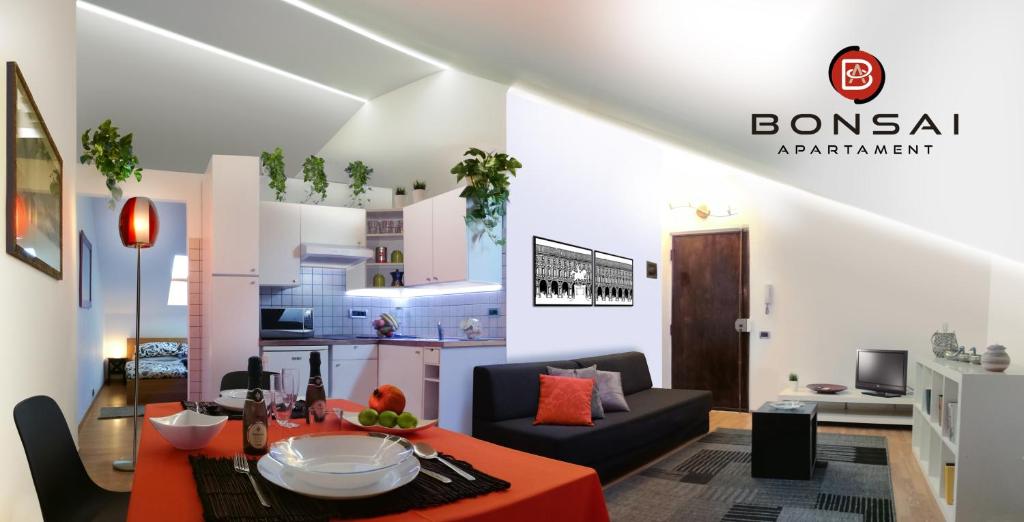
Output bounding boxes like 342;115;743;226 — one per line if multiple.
365;208;404;287
778;387;914;425
911;357;1024;521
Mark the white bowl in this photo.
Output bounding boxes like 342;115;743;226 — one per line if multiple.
149;409;228;450
268;433;413;490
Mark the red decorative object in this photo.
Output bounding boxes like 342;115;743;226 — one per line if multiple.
369;384;407;414
534;374;594;426
806;383;847;394
118;197;160;248
13;195;29;239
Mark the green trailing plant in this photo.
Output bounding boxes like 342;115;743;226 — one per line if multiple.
260;148;287;202
788;373;799;382
345;160;373;207
450;148;521;244
395;187;407;195
413;180;427;190
302;154;328;204
79;119;143;208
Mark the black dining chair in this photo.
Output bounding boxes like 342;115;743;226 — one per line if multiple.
13;395;130;522
220;370;277;391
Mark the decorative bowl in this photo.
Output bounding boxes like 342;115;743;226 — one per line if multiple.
149;409;228;450
268;433;413;490
806;383;847;394
338;410;438;435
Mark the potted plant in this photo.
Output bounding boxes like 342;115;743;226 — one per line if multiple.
788;372;799;391
412;180;427;203
302;154;328;204
393;187;408;208
450;148;522;244
260;147;286;202
79;119;143;208
345;160;373;208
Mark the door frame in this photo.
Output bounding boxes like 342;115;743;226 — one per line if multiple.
669;227;750;411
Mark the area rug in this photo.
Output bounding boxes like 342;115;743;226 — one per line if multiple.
604;428;895;522
98;405;145;420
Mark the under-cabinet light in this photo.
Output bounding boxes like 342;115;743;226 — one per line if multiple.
346;283;502;298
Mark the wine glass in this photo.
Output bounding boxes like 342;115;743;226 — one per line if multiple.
271;369;299;428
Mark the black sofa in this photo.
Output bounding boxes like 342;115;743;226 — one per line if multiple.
473;351;711;481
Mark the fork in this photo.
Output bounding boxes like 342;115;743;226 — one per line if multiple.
233;454;271;508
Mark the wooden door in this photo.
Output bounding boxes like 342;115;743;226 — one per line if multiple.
402;199;434;286
671;230;749;410
431;188;469;284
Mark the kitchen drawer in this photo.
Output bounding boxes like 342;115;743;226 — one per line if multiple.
423;347;440;365
331;344;378;361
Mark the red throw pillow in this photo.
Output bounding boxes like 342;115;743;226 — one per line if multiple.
534;374;594;426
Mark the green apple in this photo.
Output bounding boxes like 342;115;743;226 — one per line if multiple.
357;408;379;426
378;410;399;428
397;412;418;429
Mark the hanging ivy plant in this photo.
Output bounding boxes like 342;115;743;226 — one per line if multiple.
302;155;328;204
450;148;521;245
260;148;286;202
79;119;143;208
345;160;373;208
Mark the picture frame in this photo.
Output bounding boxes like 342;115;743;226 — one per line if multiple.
594;251;634;306
533;236;594;306
79;231;92;308
6;61;63;280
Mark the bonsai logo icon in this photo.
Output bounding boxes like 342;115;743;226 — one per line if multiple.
829;46;885;104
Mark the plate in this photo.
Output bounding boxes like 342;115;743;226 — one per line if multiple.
258;451;419;499
806;383;848;394
214;389;247;412
268;433;413;490
339;410;438;434
769;400;803;410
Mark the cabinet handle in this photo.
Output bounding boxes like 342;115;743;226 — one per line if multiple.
291;356;301;361
250;280;255;285
250;268;256;272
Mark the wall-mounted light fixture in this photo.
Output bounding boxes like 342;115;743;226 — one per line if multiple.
668;201;738;220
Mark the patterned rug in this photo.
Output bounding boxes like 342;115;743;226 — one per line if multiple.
605;428;895;522
98;405;145;420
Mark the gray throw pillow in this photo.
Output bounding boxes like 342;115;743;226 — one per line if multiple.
546;366;604;419
596;370;630;412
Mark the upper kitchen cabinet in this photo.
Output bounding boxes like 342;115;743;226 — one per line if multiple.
259;202;301;286
299;205;366;247
203;155;260;276
402;187;502;287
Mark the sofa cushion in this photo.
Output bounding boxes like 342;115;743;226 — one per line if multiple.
547;366;604;419
573;352;653;395
474;360;581;422
595;370;629;412
534;375;595;426
476;388;711;466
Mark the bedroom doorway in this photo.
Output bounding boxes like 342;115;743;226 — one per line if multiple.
670;229;750;411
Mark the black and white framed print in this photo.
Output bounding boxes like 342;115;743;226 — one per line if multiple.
534;236;593;306
594;251;633;306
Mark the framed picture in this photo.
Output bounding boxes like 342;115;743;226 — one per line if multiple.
533;236;593;306
6;62;63;280
79;231;92;308
594;251;634;306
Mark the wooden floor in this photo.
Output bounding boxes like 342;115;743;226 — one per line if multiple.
78;387;944;520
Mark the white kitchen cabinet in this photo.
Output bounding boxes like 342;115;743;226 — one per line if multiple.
300;205;366;247
431;189;470;284
262;346;328;401
378;344;425;418
204;155;260;276
259;202;301;286
330;344;378;403
402;198;434;286
203;276;260;399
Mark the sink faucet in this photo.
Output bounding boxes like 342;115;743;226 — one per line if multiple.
437;322;444;341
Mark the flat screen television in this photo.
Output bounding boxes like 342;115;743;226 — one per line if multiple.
855;349;908;397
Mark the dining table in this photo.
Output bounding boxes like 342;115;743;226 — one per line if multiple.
128;399;610;522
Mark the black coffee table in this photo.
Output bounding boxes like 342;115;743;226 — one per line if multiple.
751;401;818;480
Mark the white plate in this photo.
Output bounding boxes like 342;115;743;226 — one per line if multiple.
214;389;247;411
268;433;413;490
258;452;419;499
339;410;438;434
769;400;803;410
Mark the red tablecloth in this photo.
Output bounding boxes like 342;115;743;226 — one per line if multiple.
128;400;609;522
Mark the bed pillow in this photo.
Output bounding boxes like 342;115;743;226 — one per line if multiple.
137;341;184;358
534;374;594;426
595;370;630;412
547;366;604;419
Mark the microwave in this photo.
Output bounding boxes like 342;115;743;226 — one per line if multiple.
260;307;313;339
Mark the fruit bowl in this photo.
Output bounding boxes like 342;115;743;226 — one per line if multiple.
338;410;437;434
806;383;848;394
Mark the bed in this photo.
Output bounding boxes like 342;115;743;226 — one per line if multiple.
125;337;189;404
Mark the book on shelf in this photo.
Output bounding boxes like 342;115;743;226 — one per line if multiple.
923;388;931;414
944;463;956;505
943;402;959;441
934;393;944;426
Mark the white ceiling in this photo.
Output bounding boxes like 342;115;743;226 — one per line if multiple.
77;0;442;173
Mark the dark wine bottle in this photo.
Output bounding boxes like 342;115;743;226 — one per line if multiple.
242;356;269;455
306;351;327;423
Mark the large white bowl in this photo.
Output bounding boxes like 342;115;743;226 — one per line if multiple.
268;433;413;490
149;409;228;450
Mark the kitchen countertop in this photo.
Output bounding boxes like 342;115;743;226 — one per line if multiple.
259;337;506;348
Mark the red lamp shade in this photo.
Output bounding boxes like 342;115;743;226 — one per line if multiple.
118;197;160;248
13;194;29;240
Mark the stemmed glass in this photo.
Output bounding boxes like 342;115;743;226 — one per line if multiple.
270;369;299;429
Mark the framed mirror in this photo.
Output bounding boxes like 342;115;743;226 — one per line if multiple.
6;61;63;280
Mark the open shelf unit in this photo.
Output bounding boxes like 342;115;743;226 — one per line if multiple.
365;207;404;285
778;387;914;425
910;357;1024;521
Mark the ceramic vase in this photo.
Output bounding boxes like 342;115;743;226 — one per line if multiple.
393;194;407;208
412;188;426;203
982;344;1011;372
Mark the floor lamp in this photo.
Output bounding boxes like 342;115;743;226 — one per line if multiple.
113;197;160;473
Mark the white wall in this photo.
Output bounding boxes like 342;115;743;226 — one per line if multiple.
505;89;664;384
78;165;203;238
319;70;507;197
259;176;394;209
0;1;77;520
76;196;106;423
985;257;1024;363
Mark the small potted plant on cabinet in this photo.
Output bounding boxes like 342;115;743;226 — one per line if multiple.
301;154;328;204
788;372;799;392
79;119;144;208
345;160;373;208
412;180;427;203
260;147;286;202
393;187;408;208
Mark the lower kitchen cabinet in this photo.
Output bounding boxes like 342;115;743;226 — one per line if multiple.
262;346;328;401
378;344;426;419
330;344;378;403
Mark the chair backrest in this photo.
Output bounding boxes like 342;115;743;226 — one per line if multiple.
220;371;276;391
13;395;101;521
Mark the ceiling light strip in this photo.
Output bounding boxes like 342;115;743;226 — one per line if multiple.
278;0;450;71
76;1;367;103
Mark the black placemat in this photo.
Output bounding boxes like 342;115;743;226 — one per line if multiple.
182;401;242;420
189;453;511;522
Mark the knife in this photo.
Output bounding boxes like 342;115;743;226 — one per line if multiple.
419;468;452;483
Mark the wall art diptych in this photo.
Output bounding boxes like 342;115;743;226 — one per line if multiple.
533;236;594;306
594;251;633;306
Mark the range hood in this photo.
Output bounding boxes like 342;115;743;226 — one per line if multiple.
300;243;373;268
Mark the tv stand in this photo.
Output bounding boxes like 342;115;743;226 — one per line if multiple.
777;387;914;426
861;390;903;398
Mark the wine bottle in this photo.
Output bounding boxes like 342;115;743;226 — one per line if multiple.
306;351;327;423
242;356;269;455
